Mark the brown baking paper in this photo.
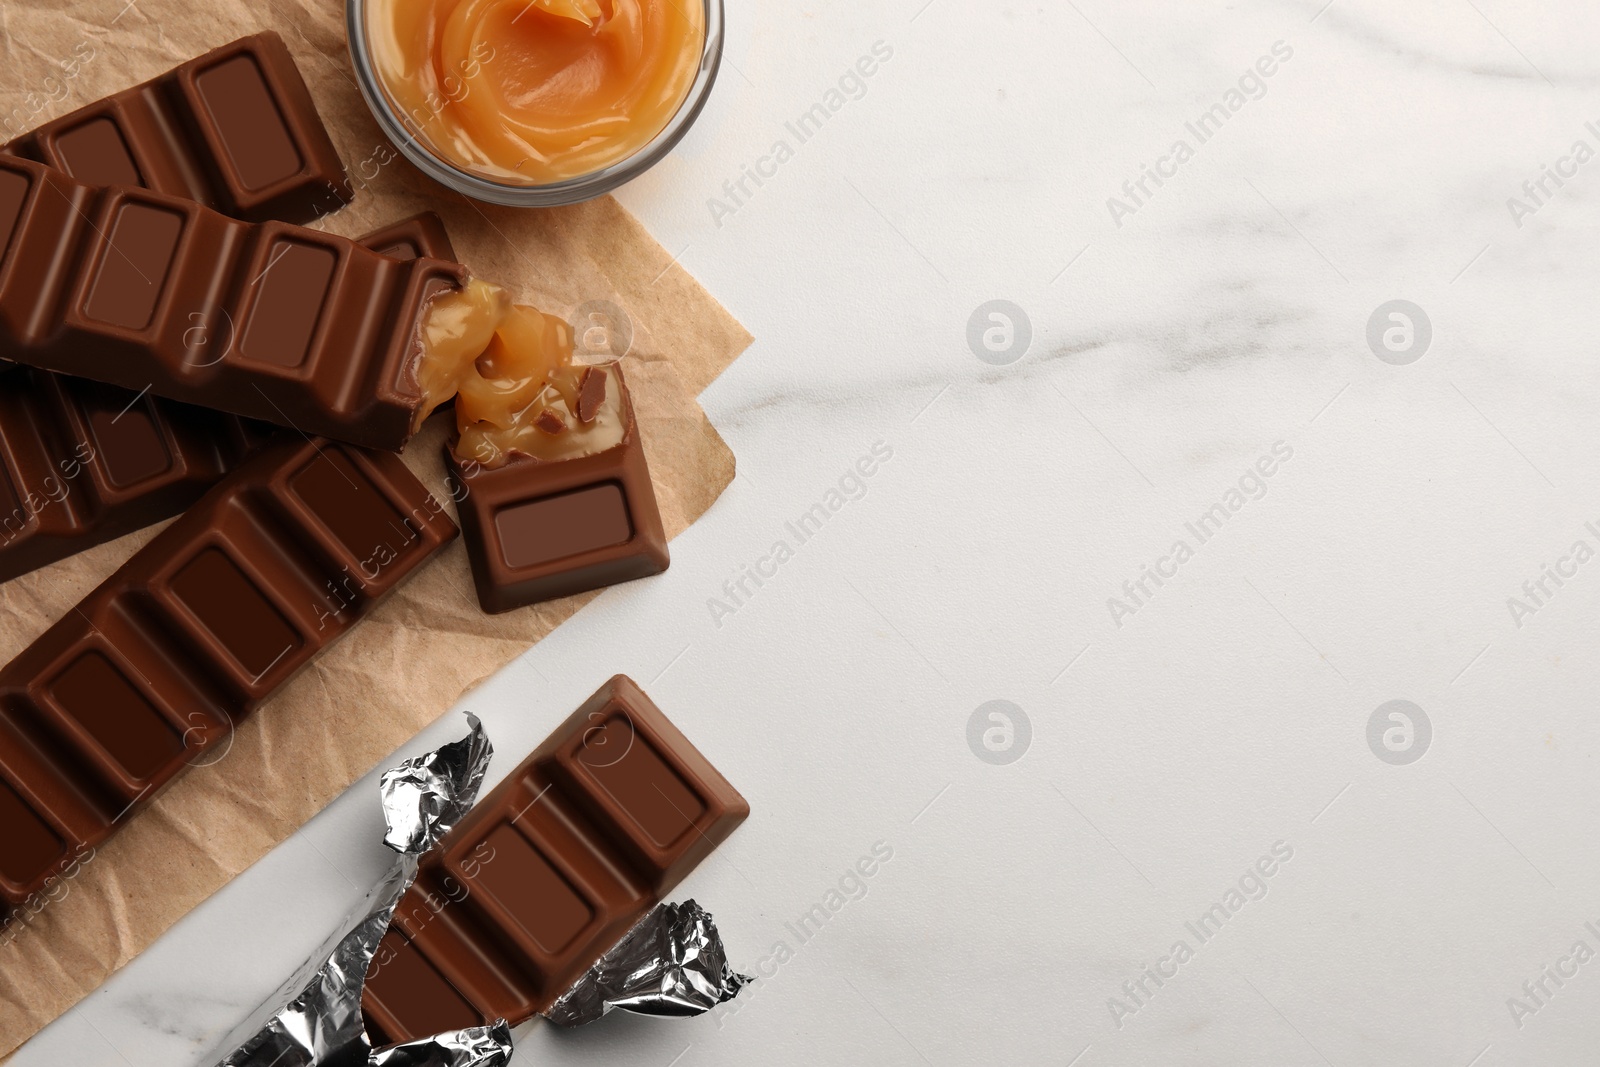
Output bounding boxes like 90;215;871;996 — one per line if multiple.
0;2;750;1056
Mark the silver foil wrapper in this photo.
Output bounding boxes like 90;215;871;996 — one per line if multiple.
210;711;746;1066
380;714;493;854
213;857;422;1067
211;716;500;1067
369;1022;514;1067
544;900;751;1027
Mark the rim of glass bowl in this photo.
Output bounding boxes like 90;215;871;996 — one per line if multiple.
346;0;724;207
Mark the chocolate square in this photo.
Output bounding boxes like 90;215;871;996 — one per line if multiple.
446;364;669;614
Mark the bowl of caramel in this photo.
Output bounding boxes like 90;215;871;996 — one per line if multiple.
347;0;723;206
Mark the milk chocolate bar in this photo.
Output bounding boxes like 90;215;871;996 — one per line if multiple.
4;33;351;224
0;212;458;585
362;675;747;1044
0;438;457;922
0;367;268;584
0;156;465;450
446;366;668;614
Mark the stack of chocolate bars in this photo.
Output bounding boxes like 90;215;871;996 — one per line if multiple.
0;32;691;1007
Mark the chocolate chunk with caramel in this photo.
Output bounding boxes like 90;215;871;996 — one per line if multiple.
576;366;608;425
534;408;567;435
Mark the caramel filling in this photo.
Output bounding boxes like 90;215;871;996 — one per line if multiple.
366;0;705;185
415;279;626;469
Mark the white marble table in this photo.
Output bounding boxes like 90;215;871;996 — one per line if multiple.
17;0;1600;1064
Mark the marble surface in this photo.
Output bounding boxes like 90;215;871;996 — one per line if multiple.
15;0;1600;1064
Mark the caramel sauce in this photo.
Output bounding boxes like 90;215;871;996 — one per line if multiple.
414;279;625;468
367;0;705;185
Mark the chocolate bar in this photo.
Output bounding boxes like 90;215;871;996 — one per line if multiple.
0;438;457;922
4;33;351;224
361;675;747;1044
447;365;669;614
0;156;466;450
0;212;458;585
0;367;267;584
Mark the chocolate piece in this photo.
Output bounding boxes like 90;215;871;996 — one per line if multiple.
446;366;668;614
358;212;458;264
0;366;261;584
362;675;747;1044
0;213;459;585
0;156;466;451
4;33;351;224
575;366;606;424
0;438;456;922
533;408;567;436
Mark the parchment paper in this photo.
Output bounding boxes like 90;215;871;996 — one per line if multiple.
0;2;750;1056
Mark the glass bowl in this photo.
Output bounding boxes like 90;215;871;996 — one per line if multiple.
346;0;724;207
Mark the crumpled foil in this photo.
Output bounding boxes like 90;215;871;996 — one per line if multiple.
379;715;493;855
545;900;751;1027
213;858;423;1067
369;1022;514;1067
210;711;746;1066
211;716;498;1067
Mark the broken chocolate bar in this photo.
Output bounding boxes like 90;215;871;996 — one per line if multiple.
0;438;457;923
361;675;747;1044
4;33;351;224
0;156;465;451
0;212;457;585
446;364;669;614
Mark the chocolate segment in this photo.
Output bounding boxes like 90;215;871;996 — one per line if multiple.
0;438;457;923
4;33;351;224
446;365;668;614
358;212;458;264
0;212;458;585
0;156;465;451
362;675;747;1044
574;365;606;423
0;366;263;584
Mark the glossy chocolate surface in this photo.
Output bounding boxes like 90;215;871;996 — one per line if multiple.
0;156;465;451
4;33;351;224
362;675;747;1044
0;213;458;585
446;365;669;614
0;366;265;584
0;438;457;923
358;212;458;265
